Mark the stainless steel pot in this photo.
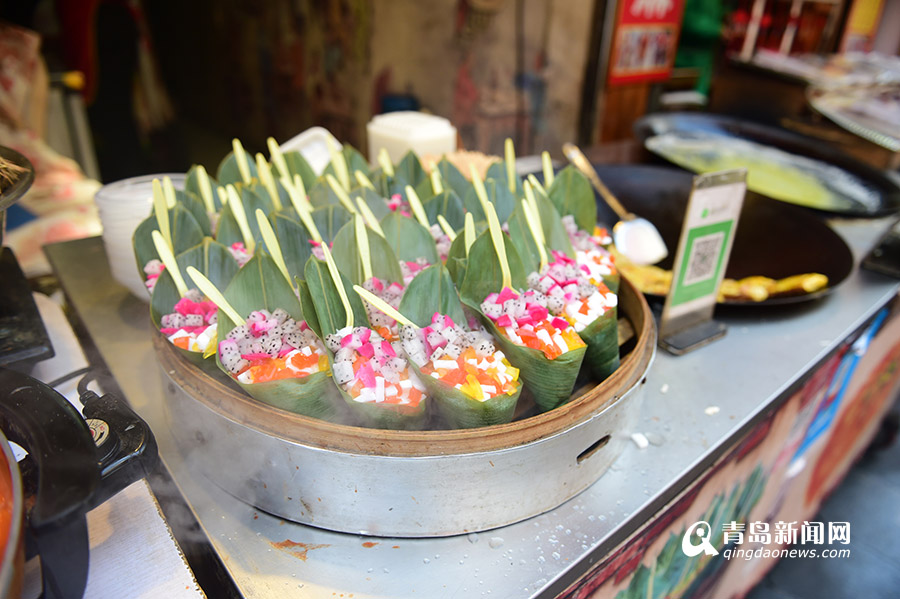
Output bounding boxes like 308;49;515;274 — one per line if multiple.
158;278;656;537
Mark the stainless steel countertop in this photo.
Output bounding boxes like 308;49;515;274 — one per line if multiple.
46;215;899;599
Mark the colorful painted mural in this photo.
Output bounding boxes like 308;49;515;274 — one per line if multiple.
559;301;900;598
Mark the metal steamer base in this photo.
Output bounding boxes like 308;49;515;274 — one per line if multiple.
157;280;656;537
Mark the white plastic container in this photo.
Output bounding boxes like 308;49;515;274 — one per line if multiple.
366;112;457;165
94;174;185;301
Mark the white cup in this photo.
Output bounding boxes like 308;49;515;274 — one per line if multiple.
94;174;186;301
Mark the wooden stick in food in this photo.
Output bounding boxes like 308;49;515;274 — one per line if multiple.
151;230;188;297
255;209;292;287
255;153;282;210
232;138;252;185
505;138;517;194
152;178;172;251
225;184;255;252
266;136;289;177
186;266;246;326
405;185;430;229
326;174;358;215
195;165;215;213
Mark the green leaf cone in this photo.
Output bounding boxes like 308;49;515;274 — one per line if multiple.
185;165;221;210
216;252;343;421
321;145;368;182
215;186;272;248
486;161;524;199
547;166;597;233
310;204;353;243
349;186;391;219
398;264;467;328
458;231;585;411
394;150;427;188
434;157;474;199
303;257;369;338
408;359;521;428
423;190;466;230
399;264;519;428
216;150;259;186
150;238;239;368
303;257;426;430
133;204;205;283
506;204;542;275
276;150;317;192
271;214;314;282
379;212;440;265
462;178;516;224
177;189;212;236
578;305;620;381
330;219;404;286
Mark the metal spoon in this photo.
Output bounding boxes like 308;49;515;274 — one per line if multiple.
562;143;668;265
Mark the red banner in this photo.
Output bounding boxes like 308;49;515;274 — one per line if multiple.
608;0;685;85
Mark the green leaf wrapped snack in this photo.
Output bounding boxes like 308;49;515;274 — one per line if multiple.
306;248;429;430
393;265;522;428
133;178;204;294
189;253;342;421
458;201;587;412
510;186;619;379
151;236;239;367
545;165;619;292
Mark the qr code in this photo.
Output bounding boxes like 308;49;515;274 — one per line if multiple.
683;232;724;286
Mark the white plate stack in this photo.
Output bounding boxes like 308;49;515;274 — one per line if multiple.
94;174;185;301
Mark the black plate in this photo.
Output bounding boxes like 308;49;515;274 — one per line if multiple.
634;112;900;218
592;164;854;305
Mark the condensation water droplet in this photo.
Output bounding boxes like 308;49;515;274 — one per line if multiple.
489;537;504;548
297;583;304;588
367;568;374;573
383;568;390;574
588;514;596;521
434;554;441;560
468;533;479;544
616;499;624;505
582;544;589;550
565;529;572;535
552;552;561;560
556;524;564;531
644;489;651;495
519;559;527;566
423;558;430;564
537;555;546;564
599;515;606;521
460;560;465;565
640;469;647;475
534;535;541;542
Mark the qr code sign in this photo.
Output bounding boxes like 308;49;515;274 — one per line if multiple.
683;232;725;286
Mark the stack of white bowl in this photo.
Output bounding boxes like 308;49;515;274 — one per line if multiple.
93;174;186;301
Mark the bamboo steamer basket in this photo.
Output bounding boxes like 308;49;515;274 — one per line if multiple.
156;277;656;537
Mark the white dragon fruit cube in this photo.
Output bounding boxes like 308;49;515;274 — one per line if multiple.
247;310;269;324
526;272;541;288
481;302;503;319
333;361;354;385
334;347;355;363
474;340;495;357
183;314;203;327
538;277;556;294
271;308;289;324
325;334;342;352
547;295;565;315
